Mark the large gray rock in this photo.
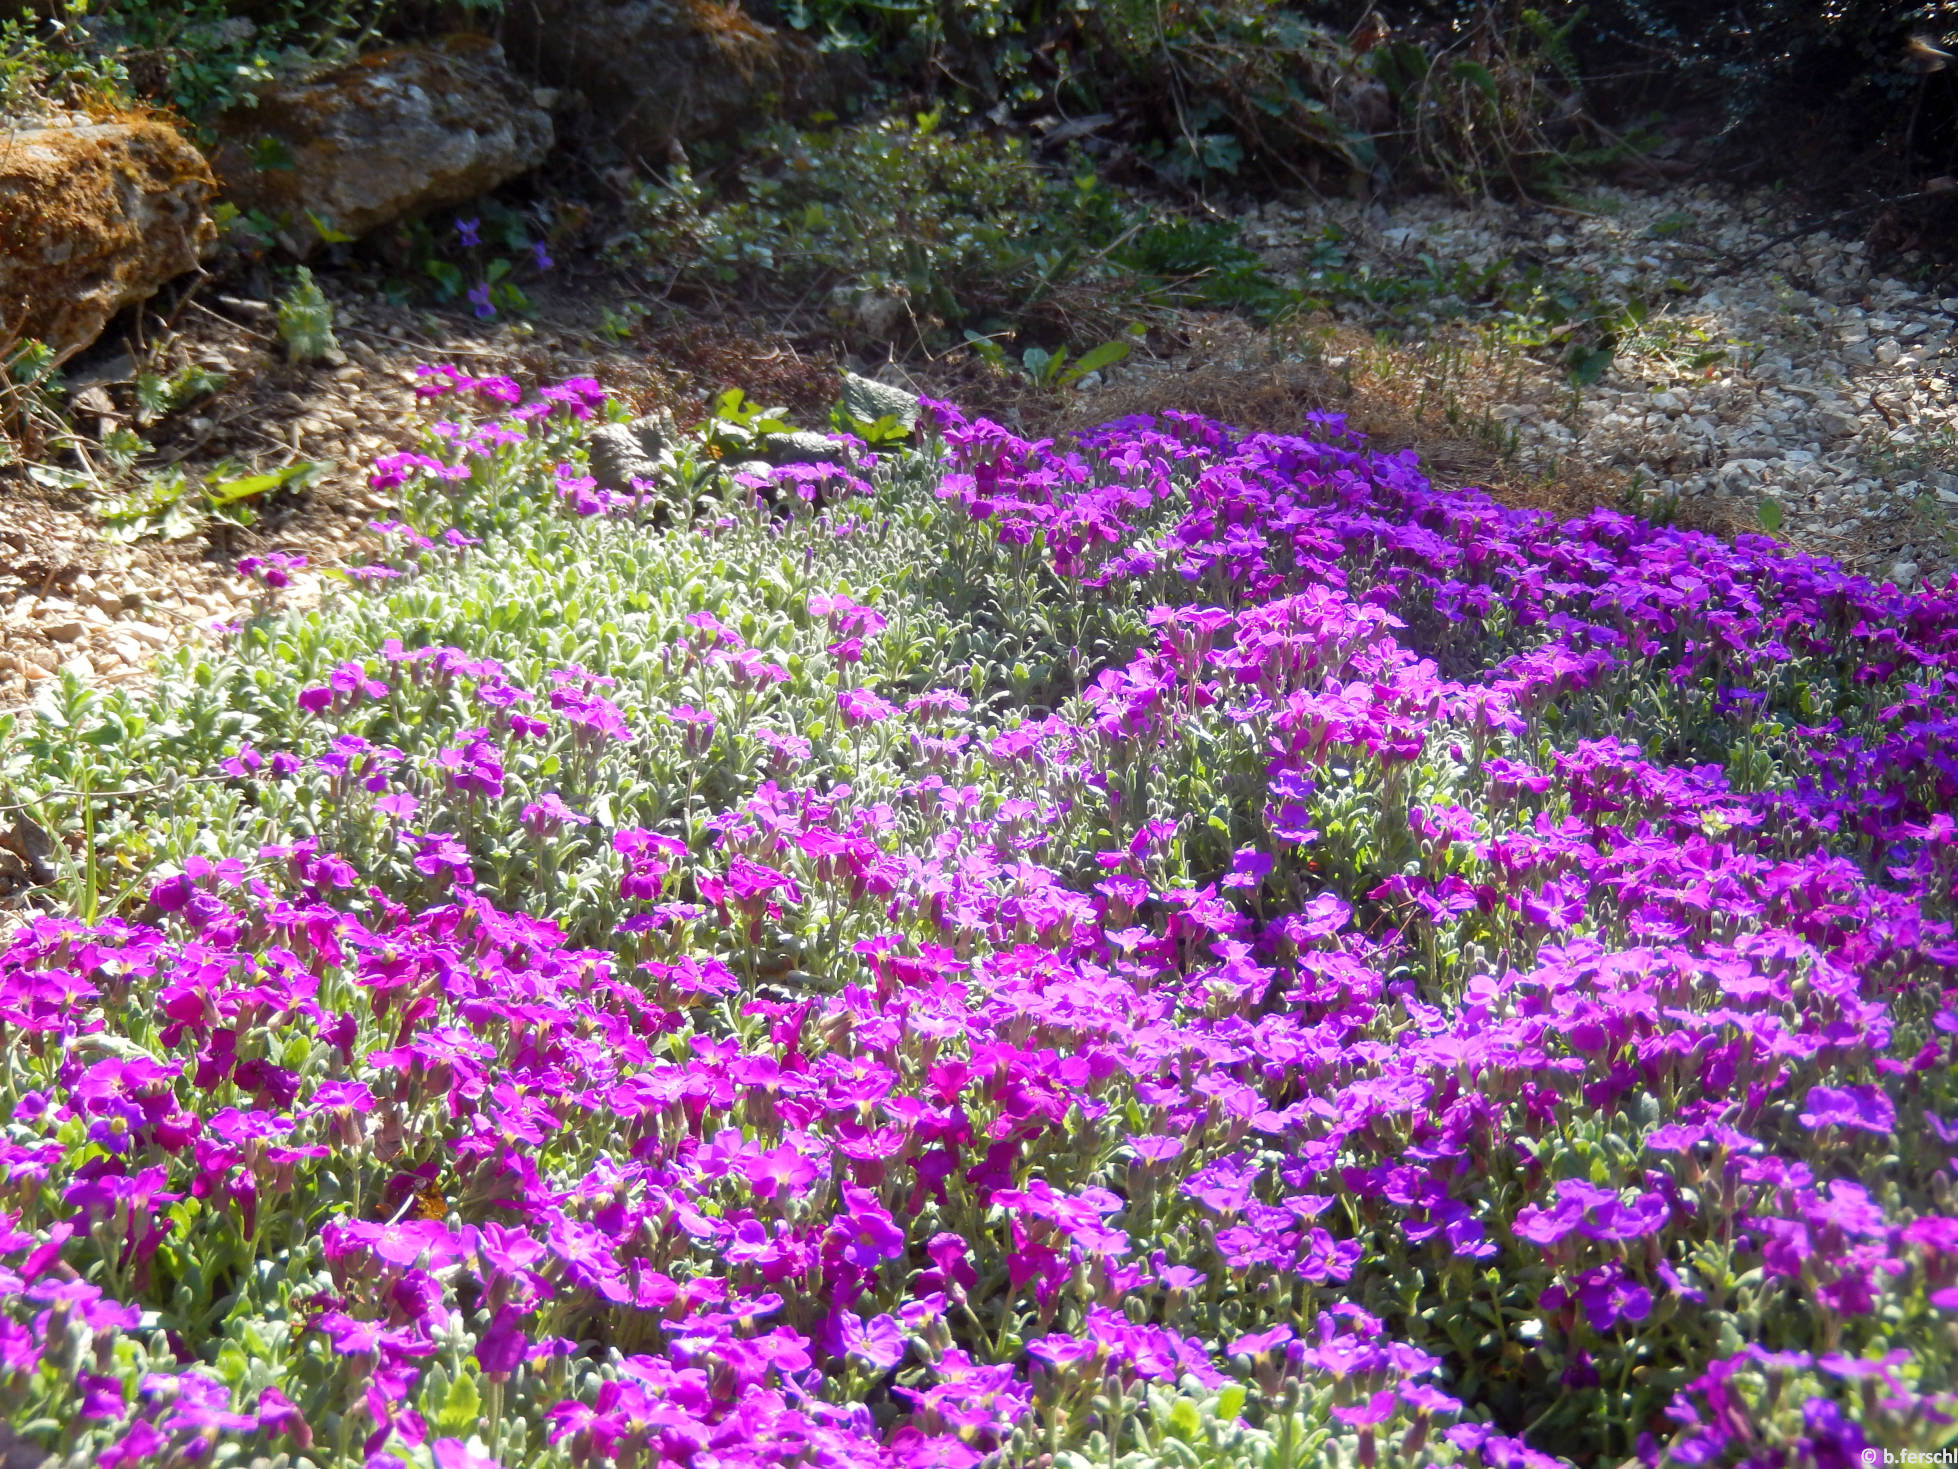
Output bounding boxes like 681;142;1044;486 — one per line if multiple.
210;37;553;255
505;0;853;161
0;119;215;363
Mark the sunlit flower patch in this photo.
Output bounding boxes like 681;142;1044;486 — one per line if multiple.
0;371;1953;1469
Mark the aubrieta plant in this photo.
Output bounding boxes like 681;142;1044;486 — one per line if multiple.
0;352;1953;1469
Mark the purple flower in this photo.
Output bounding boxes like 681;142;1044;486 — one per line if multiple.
1331;1390;1398;1428
433;1440;503;1469
455;216;481;248
238;551;305;589
829;1184;906;1269
468;282;495;320
835;1310;906;1371
522;792;590;834
1221;845;1274;890
839;687;897;727
1798;1085;1896;1134
1229;1325;1295;1356
531;240;553;270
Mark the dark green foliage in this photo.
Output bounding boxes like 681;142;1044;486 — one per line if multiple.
614;111;1292;352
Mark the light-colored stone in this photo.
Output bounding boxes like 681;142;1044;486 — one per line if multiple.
0;120;215;363
587;416;668;493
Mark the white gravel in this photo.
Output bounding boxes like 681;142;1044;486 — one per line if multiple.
1239;184;1958;585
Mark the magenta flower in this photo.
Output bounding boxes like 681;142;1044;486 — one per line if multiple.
838;687;897;727
433;1439;503;1469
522;791;591;834
829;1184;906;1269
835;1310;906;1371
1798;1085;1896;1134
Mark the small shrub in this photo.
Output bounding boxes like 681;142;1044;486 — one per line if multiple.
617;111;1289;351
275;265;338;363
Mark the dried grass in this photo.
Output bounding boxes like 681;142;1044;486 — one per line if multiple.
906;311;1750;540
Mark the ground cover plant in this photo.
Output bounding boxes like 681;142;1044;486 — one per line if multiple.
0;359;1953;1469
617;112;1286;353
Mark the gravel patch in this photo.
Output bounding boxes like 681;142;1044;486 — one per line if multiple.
1240;184;1958;585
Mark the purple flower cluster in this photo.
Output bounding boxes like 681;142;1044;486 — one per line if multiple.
1;385;1955;1467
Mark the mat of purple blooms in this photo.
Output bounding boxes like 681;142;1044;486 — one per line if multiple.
0;365;1952;1469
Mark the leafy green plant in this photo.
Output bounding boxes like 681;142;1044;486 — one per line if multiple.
378;203;553;317
616;113;1285;351
700;388;795;460
76;0;465;125
1020;335;1131;389
0;1;133;114
1370;7;1606;198
276;267;338;363
97;458;329;542
132;363;227;427
0;339;66;463
831;408;913;447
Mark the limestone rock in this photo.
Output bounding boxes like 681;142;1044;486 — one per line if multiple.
840;370;919;429
0;119;215;363
210;37;553;255
506;0;853;161
587;415;668;492
763;429;847;465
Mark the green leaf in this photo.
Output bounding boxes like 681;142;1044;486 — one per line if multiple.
250;135;294;173
425;260;465;300
1756;498;1783;535
1452;59;1500;101
307;210;355;245
962;331;1006;370
205;460;329;506
1168;1396;1201;1438
160;503;202;541
1565;341;1613;386
435;1368;481;1435
1059;338;1130;386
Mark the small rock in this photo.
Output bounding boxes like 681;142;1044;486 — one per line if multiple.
852;290;910;344
121;622;171;648
586;415;668;493
764;430;847;465
43;621;87;644
839;371;919;430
